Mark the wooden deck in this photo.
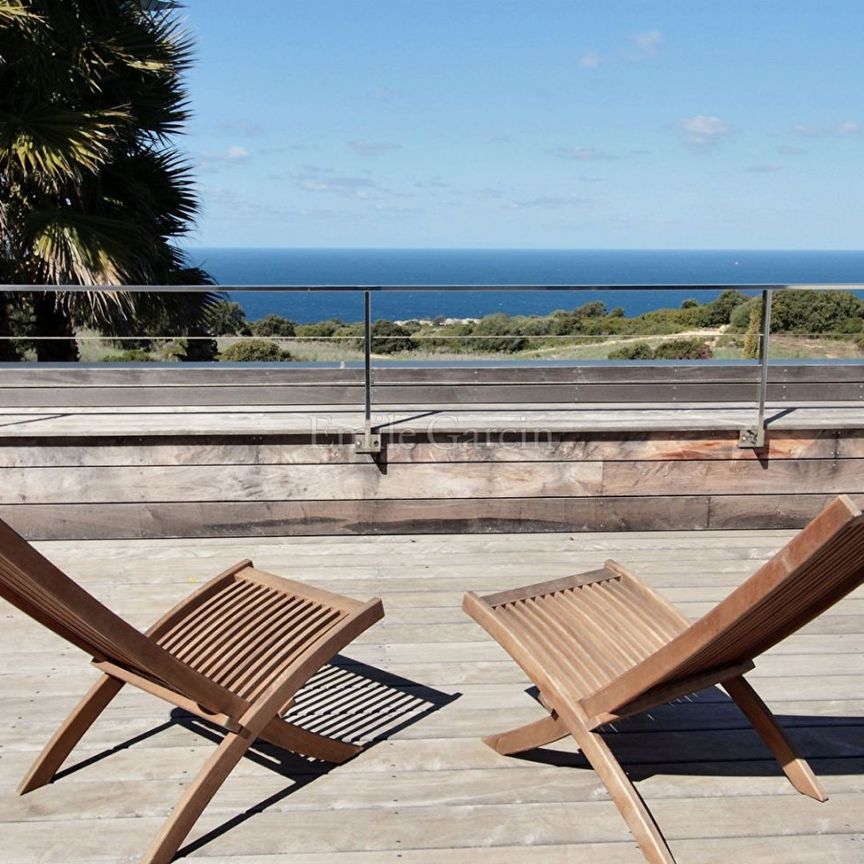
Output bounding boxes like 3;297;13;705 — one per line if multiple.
0;530;862;863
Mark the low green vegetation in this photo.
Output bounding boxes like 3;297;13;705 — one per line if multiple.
219;338;292;362
5;288;864;362
609;337;714;361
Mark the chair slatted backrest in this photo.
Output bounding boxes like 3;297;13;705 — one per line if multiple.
583;495;864;719
0;518;245;719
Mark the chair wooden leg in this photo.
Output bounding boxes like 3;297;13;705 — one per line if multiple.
561;707;676;864
140;727;255;864
724;675;827;802
483;712;568;755
259;717;361;763
18;673;124;795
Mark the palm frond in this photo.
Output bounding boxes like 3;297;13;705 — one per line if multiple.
0;106;130;182
0;1;40;24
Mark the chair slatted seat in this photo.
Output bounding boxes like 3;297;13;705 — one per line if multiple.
0;519;383;864
464;495;864;864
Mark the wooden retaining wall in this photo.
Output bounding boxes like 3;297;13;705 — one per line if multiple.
0;362;862;406
1;428;863;540
0;364;862;539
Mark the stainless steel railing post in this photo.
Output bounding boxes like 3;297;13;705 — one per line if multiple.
355;289;381;453
739;288;773;448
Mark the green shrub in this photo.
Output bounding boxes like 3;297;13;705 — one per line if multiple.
681;298;699;309
400;319;424;334
219;339;290;362
295;318;344;338
548;311;582;336
771;289;864;334
608;341;655;360
700;289;749;326
205;300;248;335
742;299;763;359
371;319;414;354
608;337;713;360
575;300;606;318
512;315;551;337
729;297;758;331
464;313;528;353
249;314;296;337
652;337;713;360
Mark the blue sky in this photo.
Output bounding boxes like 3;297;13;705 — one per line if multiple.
181;1;863;249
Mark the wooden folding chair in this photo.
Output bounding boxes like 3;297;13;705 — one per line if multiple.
0;518;384;864
463;494;864;864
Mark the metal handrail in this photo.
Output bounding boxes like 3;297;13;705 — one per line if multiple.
0;282;862;292
2;281;863;451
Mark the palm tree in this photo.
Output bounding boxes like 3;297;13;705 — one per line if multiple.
0;0;215;361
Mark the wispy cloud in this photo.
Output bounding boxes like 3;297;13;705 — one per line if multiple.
579;29;663;69
414;177;452;190
578;49;601;69
776;144;808;155
473;187;506;200
631;29;663;59
511;194;592;210
298;175;384;199
216;120;264;138
678;115;730;150
791;120;860;137
348;139;402;156
792;123;820;137
197;145;251;171
745;163;780;173
547;146;612;161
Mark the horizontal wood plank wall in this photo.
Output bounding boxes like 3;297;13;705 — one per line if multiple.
0;363;863;407
0;428;862;540
0;365;862;539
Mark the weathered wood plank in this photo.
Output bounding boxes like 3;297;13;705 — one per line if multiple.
0;496;710;539
0;461;605;504
602;458;864;497
0;430;841;467
2;456;862;506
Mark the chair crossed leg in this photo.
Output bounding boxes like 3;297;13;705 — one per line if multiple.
484;675;826;864
18;672;362;864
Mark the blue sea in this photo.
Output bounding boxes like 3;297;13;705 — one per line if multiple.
186;248;864;323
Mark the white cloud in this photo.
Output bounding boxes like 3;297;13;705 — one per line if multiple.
790;120;860;138
679;115;730;150
349;139;402;156
632;30;663;59
197;145;251;171
297;175;383;199
512;194;592;210
578;50;601;68
216;120;263;138
579;29;662;70
835;120;860;135
792;123;820;137
547;146;611;161
745;163;780;174
776;144;808;155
